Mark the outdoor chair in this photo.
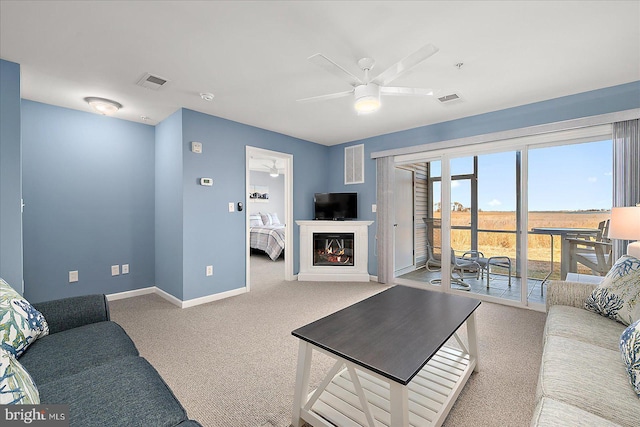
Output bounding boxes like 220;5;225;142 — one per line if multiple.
567;220;612;276
425;238;480;291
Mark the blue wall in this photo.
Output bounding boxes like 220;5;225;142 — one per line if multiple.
179;109;328;300
21;101;156;303
155;109;184;300
327;81;640;276
0;59;23;291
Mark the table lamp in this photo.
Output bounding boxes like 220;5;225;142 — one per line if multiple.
608;205;640;259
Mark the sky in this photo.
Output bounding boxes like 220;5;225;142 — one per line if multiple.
431;139;613;212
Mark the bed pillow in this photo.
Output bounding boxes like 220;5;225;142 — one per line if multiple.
249;214;263;227
260;212;273;226
620;319;640;396
585;255;640;326
0;350;40;404
0;278;49;357
269;212;281;225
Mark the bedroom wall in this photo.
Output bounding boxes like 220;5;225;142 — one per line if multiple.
0;59;23;291
249;170;284;222
326;81;640;277
21;100;156;303
180;108;328;300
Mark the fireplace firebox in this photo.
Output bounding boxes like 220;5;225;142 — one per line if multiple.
313;232;354;266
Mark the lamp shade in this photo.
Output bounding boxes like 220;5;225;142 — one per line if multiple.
608;206;640;240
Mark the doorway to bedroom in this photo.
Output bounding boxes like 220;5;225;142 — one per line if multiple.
245;147;293;291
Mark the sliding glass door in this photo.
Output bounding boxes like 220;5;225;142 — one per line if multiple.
527;140;612;304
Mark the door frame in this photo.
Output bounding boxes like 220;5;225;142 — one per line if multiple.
245;146;294;290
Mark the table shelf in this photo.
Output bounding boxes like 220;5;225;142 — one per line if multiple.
305;346;473;427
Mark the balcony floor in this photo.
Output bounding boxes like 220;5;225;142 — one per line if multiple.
397;267;547;305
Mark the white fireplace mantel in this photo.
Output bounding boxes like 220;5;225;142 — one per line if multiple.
296;220;373;282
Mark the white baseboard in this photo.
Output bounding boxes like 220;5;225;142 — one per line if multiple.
107;286;247;309
181;287;246;309
369;275;378;282
106;287;156;301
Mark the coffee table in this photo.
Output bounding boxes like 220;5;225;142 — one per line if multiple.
291;285;481;427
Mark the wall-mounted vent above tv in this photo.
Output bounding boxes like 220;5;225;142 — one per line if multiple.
345;144;364;185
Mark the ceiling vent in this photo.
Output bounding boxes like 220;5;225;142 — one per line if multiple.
136;73;169;90
437;93;461;103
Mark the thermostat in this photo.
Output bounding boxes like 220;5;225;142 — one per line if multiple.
200;178;213;186
191;141;202;154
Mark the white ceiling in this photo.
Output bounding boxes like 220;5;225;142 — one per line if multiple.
1;1;639;146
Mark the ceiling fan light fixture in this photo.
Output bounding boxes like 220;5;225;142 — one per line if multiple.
84;97;122;115
354;84;380;114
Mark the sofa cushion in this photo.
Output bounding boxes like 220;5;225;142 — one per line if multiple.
0;278;49;357
38;356;189;427
0;350;39;404
545;305;626;351
19;321;138;385
585;255;640;326
620;319;640;396
532;397;623;427
537;335;640;426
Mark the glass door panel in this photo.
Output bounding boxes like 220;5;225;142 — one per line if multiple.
395;160;442;287
449;153;519;300
527;140;612;304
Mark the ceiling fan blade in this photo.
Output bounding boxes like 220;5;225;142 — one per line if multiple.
297;90;354;103
372;43;439;86
380;87;434;96
308;54;363;86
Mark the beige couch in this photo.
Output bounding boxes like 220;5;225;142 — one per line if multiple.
531;280;640;426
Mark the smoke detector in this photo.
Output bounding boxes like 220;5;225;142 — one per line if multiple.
136;73;169;90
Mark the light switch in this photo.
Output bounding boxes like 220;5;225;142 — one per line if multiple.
228;202;235;212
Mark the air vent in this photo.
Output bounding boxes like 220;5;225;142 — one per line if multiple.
136;73;169;90
345;144;364;185
438;93;460;103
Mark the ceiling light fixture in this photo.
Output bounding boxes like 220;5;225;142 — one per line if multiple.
200;92;214;101
354;84;381;114
84;97;122;115
269;160;279;178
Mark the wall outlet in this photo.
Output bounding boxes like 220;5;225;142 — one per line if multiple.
122;264;129;274
111;265;120;276
69;270;78;283
206;265;213;276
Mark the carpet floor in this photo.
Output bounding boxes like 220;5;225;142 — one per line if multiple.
109;254;547;427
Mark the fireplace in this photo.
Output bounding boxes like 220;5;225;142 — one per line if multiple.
296;220;373;282
313;233;354;266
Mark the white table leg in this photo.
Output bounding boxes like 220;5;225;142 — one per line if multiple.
467;311;479;372
389;381;409;427
292;340;313;427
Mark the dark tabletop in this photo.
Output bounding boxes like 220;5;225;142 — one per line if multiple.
292;285;481;385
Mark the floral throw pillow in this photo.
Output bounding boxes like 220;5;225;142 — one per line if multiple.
585;255;640;326
0;350;40;404
620;319;640;396
0;278;49;357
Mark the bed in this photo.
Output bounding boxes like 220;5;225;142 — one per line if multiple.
250;213;285;261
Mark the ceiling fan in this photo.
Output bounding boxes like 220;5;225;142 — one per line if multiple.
297;43;439;114
263;160;279;177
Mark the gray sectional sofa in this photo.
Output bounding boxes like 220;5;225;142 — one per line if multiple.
531;280;640;426
18;294;200;427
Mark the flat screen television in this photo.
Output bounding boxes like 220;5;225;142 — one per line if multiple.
314;192;357;220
